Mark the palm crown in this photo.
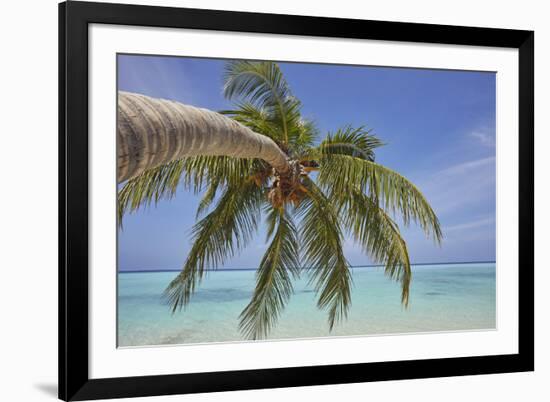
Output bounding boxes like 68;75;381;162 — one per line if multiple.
118;60;442;340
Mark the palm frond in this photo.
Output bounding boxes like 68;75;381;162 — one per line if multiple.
118;156;266;222
298;178;352;330
196;178;220;219
163;181;264;312
318;154;442;242
289;118;318;158
320;126;383;161
339;189;412;305
220;102;283;143
221;103;317;159
239;208;300;340
300;126;383;162
117;159;185;224
222;60;302;144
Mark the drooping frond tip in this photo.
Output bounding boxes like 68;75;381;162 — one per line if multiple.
163;180;264;312
239;208;300;339
298;178;353;330
318;154;443;244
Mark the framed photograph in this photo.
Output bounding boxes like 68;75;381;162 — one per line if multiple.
59;1;534;400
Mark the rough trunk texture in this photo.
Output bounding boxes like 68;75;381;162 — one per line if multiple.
117;91;290;182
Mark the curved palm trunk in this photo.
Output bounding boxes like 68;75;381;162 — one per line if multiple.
117;91;290;182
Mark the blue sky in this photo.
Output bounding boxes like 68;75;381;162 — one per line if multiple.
117;54;496;271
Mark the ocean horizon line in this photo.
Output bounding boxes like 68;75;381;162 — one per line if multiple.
119;260;496;274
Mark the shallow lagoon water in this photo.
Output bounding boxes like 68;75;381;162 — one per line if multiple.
118;262;496;347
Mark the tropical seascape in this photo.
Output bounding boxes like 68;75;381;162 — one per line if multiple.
117;55;496;346
118;262;495;347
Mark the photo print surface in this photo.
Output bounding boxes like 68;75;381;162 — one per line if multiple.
116;54;496;347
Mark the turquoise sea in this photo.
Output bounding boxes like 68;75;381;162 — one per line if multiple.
118;262;496;347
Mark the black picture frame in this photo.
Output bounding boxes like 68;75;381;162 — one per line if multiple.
59;1;534;400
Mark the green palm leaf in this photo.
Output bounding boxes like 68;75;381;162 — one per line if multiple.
163;180;264;312
318;154;442;242
220;102;282;142
221;102;317;157
298;125;382;164
223;61;302;145
195;178;220;219
290;119;318;159
117;159;185;224
239;208;300;340
340;189;412;305
319;126;384;161
298;178;353;330
118;155;266;222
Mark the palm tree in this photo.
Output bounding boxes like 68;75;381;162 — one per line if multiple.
118;60;442;340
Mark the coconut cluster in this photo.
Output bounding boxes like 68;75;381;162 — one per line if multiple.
267;160;310;208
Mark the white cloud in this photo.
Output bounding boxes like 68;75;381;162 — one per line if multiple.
469;126;495;147
437;156;495;177
414;156;496;216
445;216;495;232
